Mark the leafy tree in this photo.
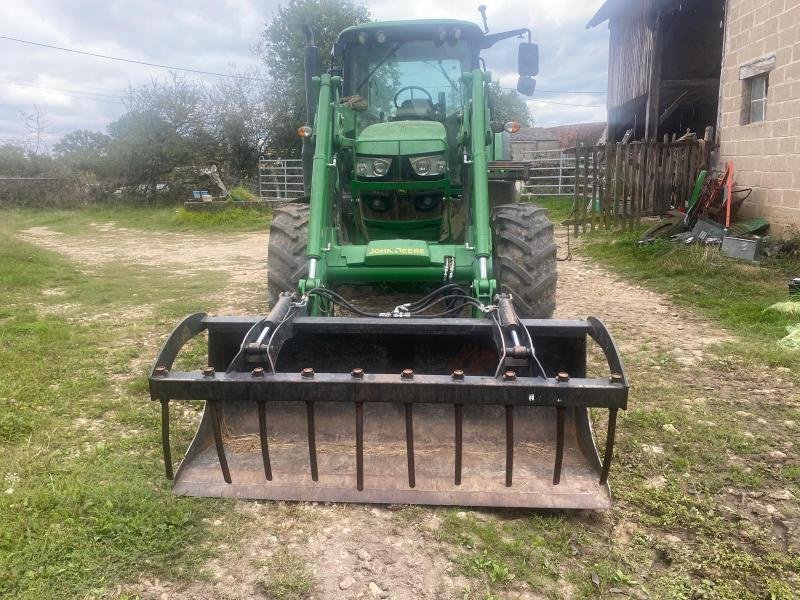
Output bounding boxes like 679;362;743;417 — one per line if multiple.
207;69;269;179
124;74;208;138
258;0;371;156
53;130;111;173
487;82;533;127
0;143;37;176
105;110;189;196
103;74;223;198
53;130;110;157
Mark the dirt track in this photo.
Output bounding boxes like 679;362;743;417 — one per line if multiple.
17;221;797;599
19;222;729;356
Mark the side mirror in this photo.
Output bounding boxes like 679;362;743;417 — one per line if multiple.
332;42;344;58
517;76;536;96
518;43;539;77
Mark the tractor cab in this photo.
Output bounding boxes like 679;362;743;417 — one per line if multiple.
338;21;481;128
332;21;485;241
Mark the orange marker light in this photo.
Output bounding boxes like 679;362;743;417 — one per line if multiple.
504;121;521;134
297;125;313;138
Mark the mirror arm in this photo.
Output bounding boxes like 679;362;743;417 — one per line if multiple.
480;28;531;49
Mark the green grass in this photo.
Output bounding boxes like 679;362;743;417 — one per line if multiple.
2;208;799;599
255;549;314;600
440;511;580;592
432;224;800;599
229;186;260;203
0;225;232;598
4;204;271;234
525;195;574;223
579;228;800;371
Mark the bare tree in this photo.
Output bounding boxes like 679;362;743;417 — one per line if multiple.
20;105;51;155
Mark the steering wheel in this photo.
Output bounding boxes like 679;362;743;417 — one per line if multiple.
393;86;433;109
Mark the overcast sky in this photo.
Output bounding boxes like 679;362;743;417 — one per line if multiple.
0;0;609;148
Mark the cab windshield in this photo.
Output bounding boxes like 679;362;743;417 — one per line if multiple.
346;40;471;125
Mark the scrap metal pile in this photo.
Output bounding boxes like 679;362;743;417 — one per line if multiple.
639;161;767;261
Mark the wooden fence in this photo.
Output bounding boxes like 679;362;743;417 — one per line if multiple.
568;139;713;233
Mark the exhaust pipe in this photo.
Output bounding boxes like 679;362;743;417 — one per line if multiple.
301;25;319;195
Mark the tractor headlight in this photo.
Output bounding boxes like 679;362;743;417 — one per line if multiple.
356;157;392;178
410;154;447;177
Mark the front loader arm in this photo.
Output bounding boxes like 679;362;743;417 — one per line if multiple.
465;69;496;304
302;73;341;298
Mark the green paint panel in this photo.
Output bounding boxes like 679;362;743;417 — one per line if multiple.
356;121;447;157
358;120;447;142
356;140;400;155
364;239;431;266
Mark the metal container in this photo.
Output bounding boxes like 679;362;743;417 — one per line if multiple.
721;236;763;262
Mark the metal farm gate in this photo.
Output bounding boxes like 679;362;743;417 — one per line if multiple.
518;149;586;197
259;159;304;201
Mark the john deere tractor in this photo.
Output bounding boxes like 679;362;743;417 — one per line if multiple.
148;16;628;509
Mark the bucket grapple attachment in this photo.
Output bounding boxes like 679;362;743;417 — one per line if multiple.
149;295;627;509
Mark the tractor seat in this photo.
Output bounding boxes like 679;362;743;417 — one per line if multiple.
394;98;434;120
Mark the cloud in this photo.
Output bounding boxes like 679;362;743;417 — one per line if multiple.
0;0;607;144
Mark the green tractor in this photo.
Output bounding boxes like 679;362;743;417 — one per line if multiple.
148;16;628;509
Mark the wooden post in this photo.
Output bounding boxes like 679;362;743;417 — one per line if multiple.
628;144;642;231
622;143;630;230
607;144;614;229
613;143;622;229
582;145;590;233
638;143;647;225
644;13;664;141
573;147;580;236
628;145;635;231
703;126;715;170
653;141;663;216
640;144;646;226
591;146;598;233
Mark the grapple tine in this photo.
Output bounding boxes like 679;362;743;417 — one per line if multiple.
306;401;319;481
454;403;463;486
553;406;565;485
600;407;619;485
505;405;513;487
355;401;364;491
160;398;173;480
257;400;273;481
405;403;415;488
208;400;231;483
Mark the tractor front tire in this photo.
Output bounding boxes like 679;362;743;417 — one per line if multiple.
267;203;309;309
491;203;558;318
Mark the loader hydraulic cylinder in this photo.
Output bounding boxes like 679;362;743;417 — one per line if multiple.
467;69;492;259
306;73;338;263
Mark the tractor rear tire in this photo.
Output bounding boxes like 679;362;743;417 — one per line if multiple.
491;203;558;318
267;203;309;309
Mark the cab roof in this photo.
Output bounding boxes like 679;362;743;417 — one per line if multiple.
337;19;484;45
